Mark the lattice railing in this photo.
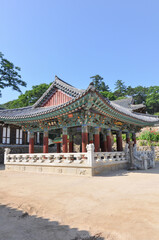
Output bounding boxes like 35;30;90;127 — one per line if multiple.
4;144;128;168
4;149;89;166
94;152;127;165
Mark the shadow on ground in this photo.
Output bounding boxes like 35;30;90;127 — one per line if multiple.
0;164;5;170
0;204;104;240
96;162;159;177
96;169;129;177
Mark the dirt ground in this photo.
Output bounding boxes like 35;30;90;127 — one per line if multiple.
0;164;159;240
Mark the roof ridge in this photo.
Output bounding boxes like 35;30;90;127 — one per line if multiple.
33;75;84;108
54;75;74;87
112;97;132;102
0;106;32;112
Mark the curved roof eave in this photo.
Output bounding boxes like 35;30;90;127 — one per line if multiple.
0;84;159;126
96;92;159;124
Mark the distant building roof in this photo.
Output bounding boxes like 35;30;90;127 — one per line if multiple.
112;97;145;112
112;97;133;109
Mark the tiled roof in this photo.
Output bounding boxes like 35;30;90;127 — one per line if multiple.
112;97;145;111
109;101;158;123
112;97;133;108
0;80;88;119
0;105;55;118
130;104;145;110
33;75;84;107
0;79;158;125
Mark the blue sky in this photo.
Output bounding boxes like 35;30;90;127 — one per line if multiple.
0;0;159;103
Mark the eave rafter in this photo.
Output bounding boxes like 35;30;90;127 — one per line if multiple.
91;95;153;127
3;94;89;124
1;91;158;131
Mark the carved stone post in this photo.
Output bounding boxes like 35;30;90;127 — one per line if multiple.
82;125;88;152
151;146;155;168
129;141;134;169
29;131;34;153
86;144;94;167
4;148;10;164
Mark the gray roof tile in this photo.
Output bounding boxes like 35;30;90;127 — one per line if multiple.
33;75;84;107
0;79;158;125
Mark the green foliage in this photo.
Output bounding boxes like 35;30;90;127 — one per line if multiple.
114;80;126;98
1;68;159;116
0;52;26;96
139;141;148;146
122;134;126;141
139;140;159;146
1;83;51;109
101;91;117;100
124;85;159;114
138;130;159;142
146;86;159;114
116;96;127;100
121;133;133;141
90;75;109;92
126;85;148;104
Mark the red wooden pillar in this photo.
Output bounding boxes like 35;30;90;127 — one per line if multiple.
57;143;60;153
94;127;100;152
89;132;94;144
82;125;88;152
103;133;107;152
43;130;48;153
29;131;34;153
116;131;123;151
126;132;130;144
62;127;68;153
69;134;73;153
107;129;112;152
132;132;136;145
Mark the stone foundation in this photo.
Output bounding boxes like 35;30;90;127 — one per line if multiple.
5;164;93;176
92;162;128;175
5;161;128;177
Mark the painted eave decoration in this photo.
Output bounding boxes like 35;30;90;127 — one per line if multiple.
0;76;158;129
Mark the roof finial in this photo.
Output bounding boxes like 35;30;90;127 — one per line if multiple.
87;82;96;91
89;82;94;86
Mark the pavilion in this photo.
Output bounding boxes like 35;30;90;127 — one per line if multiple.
0;76;159;155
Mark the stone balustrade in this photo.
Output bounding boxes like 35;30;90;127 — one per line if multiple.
133;145;155;170
4;148;89;167
94;151;127;164
4;143;147;176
